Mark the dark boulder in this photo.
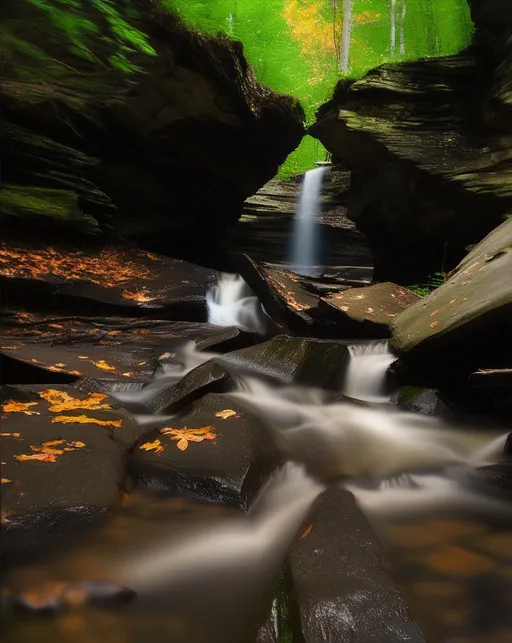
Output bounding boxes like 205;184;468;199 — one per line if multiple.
311;0;512;282
0;384;138;562
288;487;425;643
130;393;278;508
1;0;304;250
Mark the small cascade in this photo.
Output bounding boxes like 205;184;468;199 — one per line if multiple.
342;341;396;403
206;273;266;334
290;166;327;277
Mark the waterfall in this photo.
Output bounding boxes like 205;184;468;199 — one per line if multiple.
342;341;396;403
290;166;327;277
206;273;266;334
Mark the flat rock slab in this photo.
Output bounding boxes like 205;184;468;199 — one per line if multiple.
0;313;243;352
322;282;420;338
222;335;350;389
289;487;425;643
0;384;139;560
0;243;216;318
130;393;276;508
236;254;355;336
391;217;512;354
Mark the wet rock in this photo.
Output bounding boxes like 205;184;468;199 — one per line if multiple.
321;282;420;338
0;243;216;319
391;217;512;373
0;384;139;561
392;387;456;418
222;335;350;389
311;0;512;282
130;393;277;508
288;487;425;643
150;360;231;415
2;1;304;247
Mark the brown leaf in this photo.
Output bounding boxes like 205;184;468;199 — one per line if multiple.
161;426;216;451
215;409;237;420
51;415;122;428
139;439;165;454
2;400;40;415
39;389;111;412
300;524;313;539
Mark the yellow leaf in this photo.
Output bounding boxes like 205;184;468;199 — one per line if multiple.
15;439;86;463
15;452;58;462
215;409;237;420
51;415;122;428
140;439;165;454
161;426;216;451
39;389;111;412
92;360;116;372
0;432;21;438
1;478;12;484
2;400;40;415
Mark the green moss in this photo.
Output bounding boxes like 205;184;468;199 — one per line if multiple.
0;184;100;232
408;271;446;296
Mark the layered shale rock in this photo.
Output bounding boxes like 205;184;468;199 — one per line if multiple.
0;0;304;250
311;0;512;283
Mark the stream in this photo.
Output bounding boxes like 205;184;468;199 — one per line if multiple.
2;169;512;643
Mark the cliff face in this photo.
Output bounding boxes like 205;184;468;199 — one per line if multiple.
311;0;512;283
0;0;305;250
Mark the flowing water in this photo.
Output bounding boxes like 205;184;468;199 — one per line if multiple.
290;166;327;277
206;273;266;334
342;340;397;403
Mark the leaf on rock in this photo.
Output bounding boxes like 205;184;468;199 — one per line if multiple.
1;478;12;484
161;426;216;451
0;432;21;438
300;523;313;539
215;409;237;420
40;389;111;412
92;360;117;372
2;401;40;415
139;439;165;454
51;415;122;428
15;439;86;462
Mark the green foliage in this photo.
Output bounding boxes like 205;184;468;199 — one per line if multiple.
6;0;156;76
408;271;446;297
167;0;474;177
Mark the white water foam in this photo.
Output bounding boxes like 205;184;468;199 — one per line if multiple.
342;340;396;403
207;273;266;334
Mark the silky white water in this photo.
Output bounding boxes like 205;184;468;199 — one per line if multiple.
342;340;396;403
290;166;327;277
206;273;266;334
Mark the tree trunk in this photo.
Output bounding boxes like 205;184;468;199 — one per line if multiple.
340;0;353;72
391;0;397;55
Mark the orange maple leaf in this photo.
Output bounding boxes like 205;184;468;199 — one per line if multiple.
160;426;216;451
0;432;21;438
14;439;86;462
39;389;111;413
51;415;122;428
1;478;12;484
215;409;237;420
139;439;165;454
2;400;40;415
92;360;117;372
15;452;58;462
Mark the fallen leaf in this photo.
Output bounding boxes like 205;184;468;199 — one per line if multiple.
1;478;12;484
52;415;122;428
215;409;237;420
300;524;313;539
2;400;40;415
15;452;58;462
92;360;116;372
14;439;86;463
39;389;111;412
161;426;216;451
430;321;440;329
139;439;165;454
0;432;21;438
